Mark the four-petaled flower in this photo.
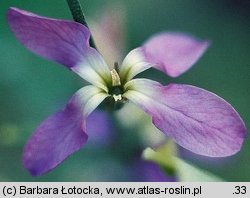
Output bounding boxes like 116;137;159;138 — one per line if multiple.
7;7;247;176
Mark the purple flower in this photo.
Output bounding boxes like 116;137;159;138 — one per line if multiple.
7;7;247;176
131;158;176;182
86;109;113;147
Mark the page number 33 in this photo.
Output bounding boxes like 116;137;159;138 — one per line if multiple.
233;186;246;195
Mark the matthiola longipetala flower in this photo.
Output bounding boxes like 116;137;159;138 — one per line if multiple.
7;7;247;176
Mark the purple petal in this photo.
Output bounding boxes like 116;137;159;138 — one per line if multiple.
23;86;108;176
7;7;111;89
23;97;87;176
124;79;246;157
7;7;90;68
132;160;176;182
142;32;209;77
86;110;113;147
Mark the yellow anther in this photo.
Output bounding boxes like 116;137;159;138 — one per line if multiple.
110;69;121;87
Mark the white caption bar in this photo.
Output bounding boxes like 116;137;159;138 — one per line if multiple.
0;182;248;198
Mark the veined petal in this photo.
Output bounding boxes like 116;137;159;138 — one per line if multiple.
23;94;87;176
7;7;111;90
77;85;109;117
124;79;246;157
72;50;111;92
120;33;209;81
7;7;89;68
119;48;153;82
142;32;210;77
23;86;108;176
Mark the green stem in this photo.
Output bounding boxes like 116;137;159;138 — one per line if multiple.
66;0;97;49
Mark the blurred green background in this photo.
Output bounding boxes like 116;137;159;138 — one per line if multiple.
0;0;249;181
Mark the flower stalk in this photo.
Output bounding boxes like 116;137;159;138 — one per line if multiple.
66;0;96;49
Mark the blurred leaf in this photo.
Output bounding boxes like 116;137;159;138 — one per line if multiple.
143;141;224;181
142;141;178;175
173;156;224;182
0;123;19;146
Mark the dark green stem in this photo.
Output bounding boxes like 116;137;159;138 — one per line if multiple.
66;0;97;49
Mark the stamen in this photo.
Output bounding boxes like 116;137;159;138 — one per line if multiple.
110;69;121;86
